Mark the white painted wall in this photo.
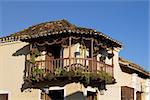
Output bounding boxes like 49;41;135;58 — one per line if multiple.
0;41;149;100
0;41;40;100
99;47;150;100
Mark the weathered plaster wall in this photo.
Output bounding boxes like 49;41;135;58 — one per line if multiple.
0;41;40;100
99;47;150;100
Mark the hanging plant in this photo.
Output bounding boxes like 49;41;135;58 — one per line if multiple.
97;71;113;84
30;48;40;57
29;48;40;64
30;54;36;64
31;67;44;82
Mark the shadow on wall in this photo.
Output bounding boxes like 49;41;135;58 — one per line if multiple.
12;44;30;56
66;91;86;100
11;44;30;92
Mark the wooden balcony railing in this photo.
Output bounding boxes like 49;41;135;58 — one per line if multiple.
25;58;113;79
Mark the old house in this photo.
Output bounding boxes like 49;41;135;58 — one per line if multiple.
0;19;149;100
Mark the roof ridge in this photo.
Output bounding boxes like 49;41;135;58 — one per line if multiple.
8;19;72;36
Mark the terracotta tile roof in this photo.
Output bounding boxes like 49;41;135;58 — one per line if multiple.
119;57;150;78
0;19;122;47
10;19;76;36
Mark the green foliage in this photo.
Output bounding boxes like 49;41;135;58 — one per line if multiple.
53;67;113;84
30;54;36;64
31;67;43;81
54;67;64;76
33;67;43;75
44;73;55;81
81;72;90;85
31;48;40;56
54;68;75;77
97;71;113;84
30;48;40;64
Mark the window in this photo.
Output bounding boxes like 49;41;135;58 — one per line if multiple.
136;91;142;100
0;94;8;100
87;91;97;100
41;89;64;100
121;86;134;100
48;90;64;100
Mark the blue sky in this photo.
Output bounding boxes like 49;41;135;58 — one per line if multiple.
0;0;149;71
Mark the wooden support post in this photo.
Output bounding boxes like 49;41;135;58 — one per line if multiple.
29;43;32;77
25;55;27;79
91;38;94;72
69;37;72;70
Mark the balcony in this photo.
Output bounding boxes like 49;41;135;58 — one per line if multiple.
22;57;114;91
20;33;116;91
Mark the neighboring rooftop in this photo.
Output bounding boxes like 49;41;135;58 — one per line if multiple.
119;57;150;78
0;19;122;47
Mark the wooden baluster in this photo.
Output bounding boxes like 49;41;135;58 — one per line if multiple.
101;62;103;71
72;58;75;71
86;59;88;72
63;59;65;69
87;59;90;72
56;59;57;70
44;61;46;74
53;60;55;72
46;60;48;75
58;59;60;69
56;59;58;69
29;43;32;78
60;59;62;69
69;37;72;71
47;60;48;73
104;64;106;73
24;56;27;79
29;63;31;78
55;59;57;69
97;61;99;72
82;58;83;67
25;61;28;78
96;61;97;73
27;62;29;78
58;59;59;69
51;60;53;73
57;59;59;69
84;59;86;72
49;60;51;73
65;59;67;70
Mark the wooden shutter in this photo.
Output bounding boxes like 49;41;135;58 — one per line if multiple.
121;86;134;100
136;91;142;100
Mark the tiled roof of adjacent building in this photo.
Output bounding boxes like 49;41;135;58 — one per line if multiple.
0;19;122;47
119;57;150;78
